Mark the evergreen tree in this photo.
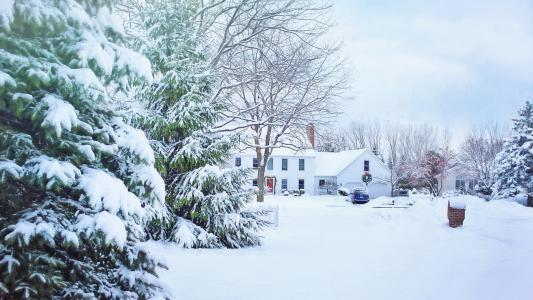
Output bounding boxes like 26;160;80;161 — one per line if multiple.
494;101;533;198
128;0;267;248
0;1;169;298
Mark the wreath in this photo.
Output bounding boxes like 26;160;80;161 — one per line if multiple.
362;172;372;184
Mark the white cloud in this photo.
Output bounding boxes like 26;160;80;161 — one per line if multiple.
329;0;533;137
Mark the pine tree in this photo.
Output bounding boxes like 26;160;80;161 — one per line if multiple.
0;1;169;298
128;0;267;248
494;101;533;198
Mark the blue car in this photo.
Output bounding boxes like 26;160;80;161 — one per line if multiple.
350;190;369;204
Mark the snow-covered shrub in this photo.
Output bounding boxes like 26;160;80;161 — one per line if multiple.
494;101;533;199
0;1;168;298
127;0;267;248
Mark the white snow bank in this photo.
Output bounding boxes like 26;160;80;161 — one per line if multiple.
41;94;79;136
147;195;533;300
78;168;144;218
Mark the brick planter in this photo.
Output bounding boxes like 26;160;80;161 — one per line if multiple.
448;202;465;228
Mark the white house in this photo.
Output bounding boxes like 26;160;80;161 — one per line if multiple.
437;166;478;194
231;148;391;198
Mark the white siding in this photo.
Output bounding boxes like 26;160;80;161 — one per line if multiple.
336;150;391;198
314;176;337;195
232;153;315;195
230;149;391;197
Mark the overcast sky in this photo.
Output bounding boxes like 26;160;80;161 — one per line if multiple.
329;0;533;141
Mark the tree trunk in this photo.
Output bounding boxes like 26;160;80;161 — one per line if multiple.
256;165;266;202
390;170;394;197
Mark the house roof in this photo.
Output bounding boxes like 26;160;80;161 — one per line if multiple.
314;149;367;177
234;148;317;157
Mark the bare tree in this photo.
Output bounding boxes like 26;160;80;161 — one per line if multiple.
384;123;403;196
365;121;383;158
458;124;506;195
345;121;367;149
315;127;348;152
202;1;347;202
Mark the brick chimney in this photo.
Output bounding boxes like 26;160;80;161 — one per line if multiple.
306;123;315;149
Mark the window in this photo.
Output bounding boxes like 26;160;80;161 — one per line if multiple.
319;179;325;188
252;158;258;168
364;160;370;172
298;179;305;190
267;158;273;170
235;157;241;167
252;179;258;187
281;179;288;190
468;179;477;191
299;159;305;171
455;177;465;190
282;158;288;171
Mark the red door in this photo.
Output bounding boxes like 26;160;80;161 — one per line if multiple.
266;178;274;193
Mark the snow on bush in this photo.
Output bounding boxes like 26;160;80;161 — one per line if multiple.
75;212;128;248
114;46;153;82
78;144;96;161
95;211;128;248
76;31;114;75
41;94;79;136
96;6;124;36
130;165;167;220
0;70;16;87
61;230;79;248
24;155;80;189
4;221;36;245
57;66;105;93
114;119;155;164
0;159;23;181
0;255;20;274
78;168;144;218
172;218;219;248
4;220;57;247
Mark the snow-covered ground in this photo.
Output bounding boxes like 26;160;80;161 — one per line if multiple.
147;195;533;300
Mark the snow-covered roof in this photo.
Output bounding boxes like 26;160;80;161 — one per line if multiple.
314;149;367;177
234;148;317;157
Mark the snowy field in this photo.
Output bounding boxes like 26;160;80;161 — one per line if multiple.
147;195;533;300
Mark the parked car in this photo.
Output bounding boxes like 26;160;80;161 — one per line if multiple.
350;189;369;204
392;189;409;197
